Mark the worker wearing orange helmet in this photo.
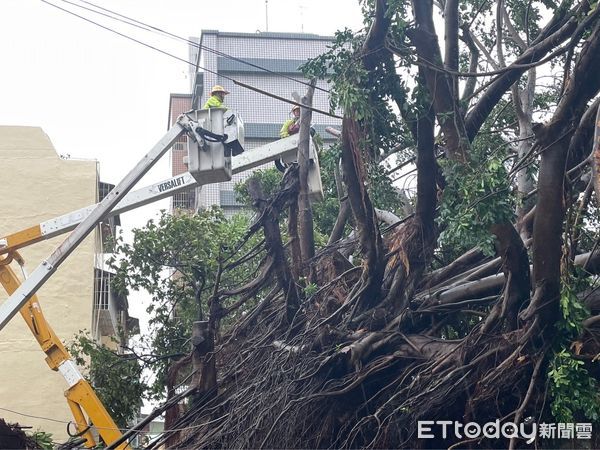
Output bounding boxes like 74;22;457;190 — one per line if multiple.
203;85;229;109
279;104;301;138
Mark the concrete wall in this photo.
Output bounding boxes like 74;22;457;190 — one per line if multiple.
0;126;97;441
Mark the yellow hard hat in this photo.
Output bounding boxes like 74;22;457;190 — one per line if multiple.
211;85;229;95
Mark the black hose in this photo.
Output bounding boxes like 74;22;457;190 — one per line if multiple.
275;158;287;173
66;421;91;438
196;127;228;143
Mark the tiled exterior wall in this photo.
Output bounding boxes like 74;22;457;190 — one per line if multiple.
208;73;332;126
193;31;334;60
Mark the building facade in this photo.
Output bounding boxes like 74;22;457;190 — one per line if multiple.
0;126;133;440
169;30;340;214
168;93;195;210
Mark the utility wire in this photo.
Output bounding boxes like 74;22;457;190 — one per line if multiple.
45;1;395;124
0;406;69;425
40;0;341;120
0;394;206;436
38;1;217;77
60;0;330;94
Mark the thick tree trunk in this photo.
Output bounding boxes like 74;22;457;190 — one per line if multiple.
288;201;302;280
522;20;600;325
247;176;300;323
298;82;316;267
341;117;385;313
381;69;437;314
482;223;531;332
591;105;600;204
515;69;537;241
410;0;470;161
191;320;216;404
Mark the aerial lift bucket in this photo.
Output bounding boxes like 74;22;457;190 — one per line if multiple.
186;108;245;184
224;109;245;157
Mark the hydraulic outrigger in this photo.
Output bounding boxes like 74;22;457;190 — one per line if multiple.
0;107;322;448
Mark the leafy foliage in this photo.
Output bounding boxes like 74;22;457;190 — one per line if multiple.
69;332;145;428
548;349;600;423
557;277;590;335
438;156;515;257
110;208;261;397
26;430;54;450
234;167;284;207
302;29;371;121
302;28;410;160
548;275;600;423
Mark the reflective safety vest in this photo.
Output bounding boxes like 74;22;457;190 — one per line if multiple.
279;118;299;138
203;95;224;109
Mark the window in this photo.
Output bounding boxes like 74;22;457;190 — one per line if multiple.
94;268;110;310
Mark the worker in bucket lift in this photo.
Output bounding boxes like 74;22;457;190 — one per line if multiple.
279;104;301;138
276;104;316;171
203;85;229;109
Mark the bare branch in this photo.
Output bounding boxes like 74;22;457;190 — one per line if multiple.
444;0;459;96
409;0;470;161
465;1;582;140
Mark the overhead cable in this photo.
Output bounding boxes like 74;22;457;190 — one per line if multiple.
55;0;330;94
40;0;341;120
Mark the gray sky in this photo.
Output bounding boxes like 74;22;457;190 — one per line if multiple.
0;0;363;333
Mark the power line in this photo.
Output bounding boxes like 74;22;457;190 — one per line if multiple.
0;406;69;425
40;0;341;120
55;0;330;94
39;0;218;76
0;401;199;435
0;401;209;449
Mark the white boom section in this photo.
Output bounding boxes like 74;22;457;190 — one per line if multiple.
0;121;189;330
0;134;302;330
231;134;298;173
4;135;301;249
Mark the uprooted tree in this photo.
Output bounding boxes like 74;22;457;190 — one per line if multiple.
111;1;600;448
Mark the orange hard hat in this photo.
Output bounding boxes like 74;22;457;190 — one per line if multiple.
211;85;229;95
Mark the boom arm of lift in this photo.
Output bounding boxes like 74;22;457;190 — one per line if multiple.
0;134;308;256
0;108;322;448
0;256;124;448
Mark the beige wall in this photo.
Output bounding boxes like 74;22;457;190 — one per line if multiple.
0;126;97;441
